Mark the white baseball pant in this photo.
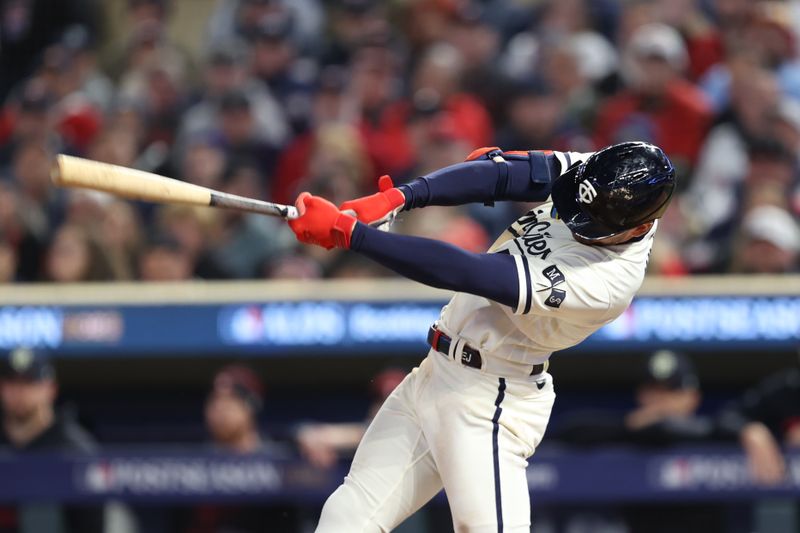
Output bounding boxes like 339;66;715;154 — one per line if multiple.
315;350;556;533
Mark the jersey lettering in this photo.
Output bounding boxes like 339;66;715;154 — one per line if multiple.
516;212;553;259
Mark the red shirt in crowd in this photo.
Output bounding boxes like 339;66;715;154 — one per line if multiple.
594;79;712;166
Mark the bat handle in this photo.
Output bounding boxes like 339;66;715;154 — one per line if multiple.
284;206;300;220
209;191;300;220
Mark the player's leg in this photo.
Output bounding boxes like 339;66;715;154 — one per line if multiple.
419;354;555;533
316;359;443;533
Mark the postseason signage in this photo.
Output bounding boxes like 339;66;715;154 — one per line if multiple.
0;448;799;503
0;296;798;355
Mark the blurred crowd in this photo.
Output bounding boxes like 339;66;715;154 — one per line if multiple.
2;0;800;283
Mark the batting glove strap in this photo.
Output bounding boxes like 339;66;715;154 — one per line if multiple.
464;147;509;207
339;175;406;227
332;212;358;249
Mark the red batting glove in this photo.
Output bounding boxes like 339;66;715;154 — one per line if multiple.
339;175;405;227
289;193;358;250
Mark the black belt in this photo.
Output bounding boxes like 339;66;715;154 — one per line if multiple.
427;326;545;376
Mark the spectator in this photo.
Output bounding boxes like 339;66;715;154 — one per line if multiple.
410;43;493;151
137;233;194;281
263;250;322;279
10;141;58;217
323;0;389;66
213;90;281;179
539;34;617;135
176;43;287;165
248;12;315;133
207;0;323;56
719;366;800;486
728;205;800;274
495;79;585;153
594;23;712;175
204;161;295;279
296;367;407;469
45;224;115;282
0;348;104;533
98;200;144;281
155;204;224;279
652;0;723;81
0;183;47;282
0;0;97;100
701;2;800;111
621;352;727;533
294;123;372;206
0;81;59;166
271;65;348;204
177;364;297;533
348;40;415;177
623;350;710;445
0;236;18;283
179;134;227;189
204;364;273;454
684;61;781;242
554;350;713;446
684;139;800;272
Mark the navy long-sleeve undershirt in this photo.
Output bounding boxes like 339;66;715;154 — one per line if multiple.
397;152;558;209
344;150;561;307
350;223;520;309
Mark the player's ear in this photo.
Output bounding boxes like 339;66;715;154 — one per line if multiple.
629;222;653;238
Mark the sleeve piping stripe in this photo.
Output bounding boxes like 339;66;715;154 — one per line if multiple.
511;238;525;255
553;152;566;174
513;254;526;314
521;257;533;314
564;152;572;167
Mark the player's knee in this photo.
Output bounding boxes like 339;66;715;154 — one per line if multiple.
315;477;384;533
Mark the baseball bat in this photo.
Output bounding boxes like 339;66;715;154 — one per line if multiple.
51;154;299;219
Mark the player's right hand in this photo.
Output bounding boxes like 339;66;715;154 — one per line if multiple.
289;193;357;250
339;175;405;229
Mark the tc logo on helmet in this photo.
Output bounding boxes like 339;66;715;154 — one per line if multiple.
578;180;597;204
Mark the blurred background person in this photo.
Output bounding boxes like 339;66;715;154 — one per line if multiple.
728;205;800;274
0;347;104;533
175;364;298;533
555;350;714;447
719;362;800;486
623;350;711;446
296;367;406;469
595;23;712;179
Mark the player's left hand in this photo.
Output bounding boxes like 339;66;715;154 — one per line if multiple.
289;193;357;250
339;175;405;230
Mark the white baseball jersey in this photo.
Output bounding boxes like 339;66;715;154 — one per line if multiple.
316;150;660;533
437;151;656;365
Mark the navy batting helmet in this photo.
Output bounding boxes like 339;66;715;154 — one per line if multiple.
551;142;676;241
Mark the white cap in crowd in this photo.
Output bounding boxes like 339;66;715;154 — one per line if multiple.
742;205;800;253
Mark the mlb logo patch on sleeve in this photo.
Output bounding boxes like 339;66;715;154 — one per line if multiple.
542;265;565;286
545;288;566;308
541;265;567;308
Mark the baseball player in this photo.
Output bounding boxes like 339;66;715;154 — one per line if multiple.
288;141;676;532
